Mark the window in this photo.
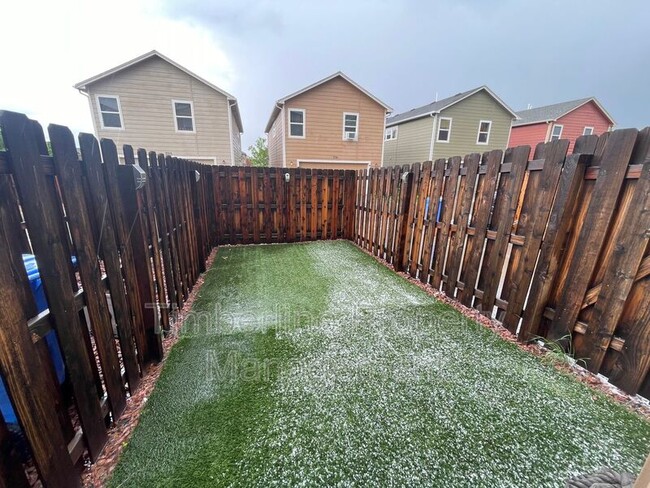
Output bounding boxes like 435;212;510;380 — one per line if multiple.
550;124;563;141
288;109;305;138
476;120;492;144
173;101;195;132
583;126;594;135
97;95;123;129
343;112;359;141
437;117;452;142
385;127;398;140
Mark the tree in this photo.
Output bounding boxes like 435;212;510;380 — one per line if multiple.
248;137;268;167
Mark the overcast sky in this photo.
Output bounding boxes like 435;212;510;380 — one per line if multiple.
2;0;649;151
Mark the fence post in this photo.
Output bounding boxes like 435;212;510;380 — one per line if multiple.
394;165;414;272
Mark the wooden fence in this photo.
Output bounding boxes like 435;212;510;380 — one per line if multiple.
211;166;356;244
355;128;650;401
0;110;356;487
1;108;649;487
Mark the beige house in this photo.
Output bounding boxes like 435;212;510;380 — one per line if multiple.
383;86;517;166
264;72;391;170
75;50;243;165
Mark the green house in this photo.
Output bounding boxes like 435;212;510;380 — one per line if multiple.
383;86;518;166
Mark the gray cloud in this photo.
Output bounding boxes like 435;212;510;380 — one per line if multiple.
162;0;650;150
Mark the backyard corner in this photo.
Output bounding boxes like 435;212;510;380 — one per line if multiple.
108;241;650;488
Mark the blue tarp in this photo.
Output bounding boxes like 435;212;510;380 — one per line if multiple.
0;255;70;424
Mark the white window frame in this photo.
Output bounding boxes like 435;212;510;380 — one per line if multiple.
385;126;398;141
172;100;196;133
550;124;563;141
437;117;452;143
288;108;306;139
476;120;492;145
583;126;594;136
96;94;124;130
342;112;359;141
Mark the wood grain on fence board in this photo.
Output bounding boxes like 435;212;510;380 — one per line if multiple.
0;112;108;460
501;140;569;332
80;134;142;389
458;150;502;307
547;129;638;342
431;157;461;289
50;124;126;418
443;153;480;296
581;129;650;375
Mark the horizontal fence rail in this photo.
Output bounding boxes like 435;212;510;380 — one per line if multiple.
355;128;650;402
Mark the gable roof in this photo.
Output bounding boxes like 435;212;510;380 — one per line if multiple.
74;50;243;132
513;97;615;127
386;86;518;127
264;71;392;133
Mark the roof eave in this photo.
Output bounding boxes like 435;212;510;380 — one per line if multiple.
264;103;283;134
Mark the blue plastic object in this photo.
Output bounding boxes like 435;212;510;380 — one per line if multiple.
0;255;71;424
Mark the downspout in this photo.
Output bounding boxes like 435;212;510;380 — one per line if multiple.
227;99;237;166
276;103;287;168
78;88;98;136
428;113;438;161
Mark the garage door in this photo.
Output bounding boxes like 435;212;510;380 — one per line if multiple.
299;161;369;171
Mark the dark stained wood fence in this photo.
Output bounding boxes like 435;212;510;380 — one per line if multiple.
0;110;356;487
211;166;356;244
356;128;650;401
0;113;210;486
2;109;649;487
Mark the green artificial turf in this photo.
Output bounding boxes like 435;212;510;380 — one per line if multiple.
109;241;650;487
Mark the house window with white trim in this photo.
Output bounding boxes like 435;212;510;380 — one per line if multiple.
583;126;594;135
288;109;305;138
173;101;195;132
385;127;398;140
437;117;452;142
343;113;359;141
550;124;563;141
97;96;123;129
476;120;492;144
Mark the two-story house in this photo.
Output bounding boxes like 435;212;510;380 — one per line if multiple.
383;86;517;166
264;72;391;170
509;97;615;153
75;50;243;165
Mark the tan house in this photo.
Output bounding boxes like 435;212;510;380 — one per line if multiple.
383;86;517;166
264;72;391;170
75;50;243;165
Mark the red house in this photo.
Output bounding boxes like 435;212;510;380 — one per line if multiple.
508;97;615;153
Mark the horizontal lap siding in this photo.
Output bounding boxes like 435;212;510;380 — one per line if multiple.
434;90;514;160
87;57;232;164
383;116;433;166
284;77;385;168
508;123;549;149
268;109;285;167
556;102;614;153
